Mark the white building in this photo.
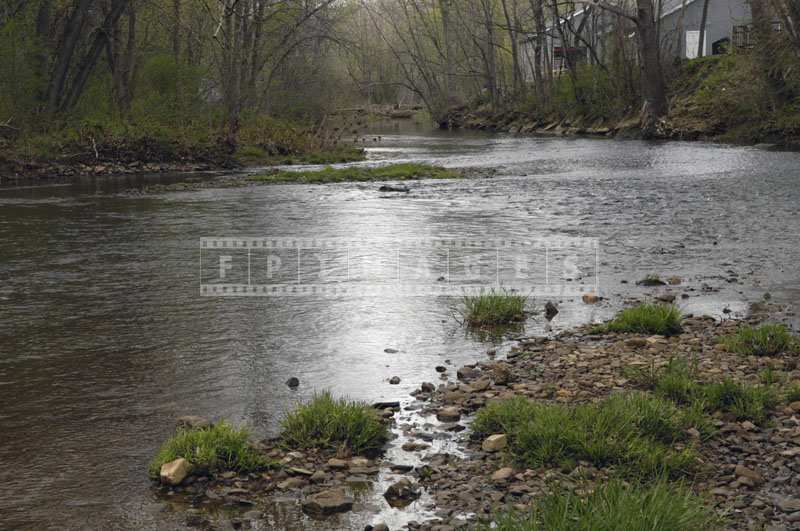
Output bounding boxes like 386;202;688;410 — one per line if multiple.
523;0;753;78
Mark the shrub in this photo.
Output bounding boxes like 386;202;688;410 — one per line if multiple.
280;391;388;455
594;304;682;336
472;393;705;479
718;324;795;356
462;291;527;327
148;421;270;478
483;480;721;531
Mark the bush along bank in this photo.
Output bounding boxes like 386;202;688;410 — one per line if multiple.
442;55;800;149
149;302;800;530
0;116;365;181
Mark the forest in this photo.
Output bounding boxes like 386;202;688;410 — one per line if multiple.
3;0;800;177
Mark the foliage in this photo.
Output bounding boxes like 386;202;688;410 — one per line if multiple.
593;304;682;336
482;480;721;531
280;391;388;455
472;393;706;479
718;324;796;356
250;163;459;183
148;421;271;478
462;291;527;327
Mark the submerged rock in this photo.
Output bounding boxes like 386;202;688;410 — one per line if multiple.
286;377;300;388
389;376;401;385
436;406;461;422
378;185;410;193
160;458;192;486
384;478;420;506
544;301;559;320
302;488;354;516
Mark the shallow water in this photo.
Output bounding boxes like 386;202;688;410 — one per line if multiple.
1;126;800;529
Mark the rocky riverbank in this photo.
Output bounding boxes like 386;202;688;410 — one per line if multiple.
151;297;800;530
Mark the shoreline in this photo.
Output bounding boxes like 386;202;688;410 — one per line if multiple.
441;106;797;151
151;297;800;530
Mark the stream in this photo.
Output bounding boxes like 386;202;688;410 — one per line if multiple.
2;124;800;529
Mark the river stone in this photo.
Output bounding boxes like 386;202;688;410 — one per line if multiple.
775;496;800;513
278;477;308;489
544;301;559;320
384;478;420;504
436;406;461;422
389;376;401;384
160;458;192;486
302;488;354;516
735;464;763;484
482;434;508;452
326;458;348;470
286;377;300;388
456;366;480;381
581;293;600;304
421;382;436;393
369;523;390;531
491;467;515;483
175;415;211;430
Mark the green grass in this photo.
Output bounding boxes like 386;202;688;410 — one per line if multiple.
472;393;706;479
482;480;721;531
280;391;388;455
718;324;796;356
249;162;460;183
592;304;682;336
628;358;779;425
148;421;271;478
786;383;800;403
462;291;527;327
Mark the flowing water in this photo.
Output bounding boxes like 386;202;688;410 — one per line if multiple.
2;125;800;530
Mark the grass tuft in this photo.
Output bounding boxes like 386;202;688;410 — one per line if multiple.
718;324;796;356
249;162;460;183
786;383;800;403
280;391;388;455
628;358;778;425
462;290;526;327
472;393;706;479
148;421;271;478
482;480;721;531
593;304;682;336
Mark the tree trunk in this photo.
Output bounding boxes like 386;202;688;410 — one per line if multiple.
635;0;668;136
480;0;498;105
500;0;522;92
172;0;181;60
47;0;93;112
697;0;710;57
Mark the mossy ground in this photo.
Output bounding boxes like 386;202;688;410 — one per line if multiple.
250;163;460;183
